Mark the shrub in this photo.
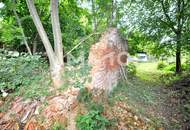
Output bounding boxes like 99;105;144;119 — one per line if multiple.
163;64;176;72
77;88;115;130
182;60;190;71
77;88;92;103
0;49;50;98
127;62;136;76
76;110;112;130
52;122;65;130
157;61;167;70
159;72;180;85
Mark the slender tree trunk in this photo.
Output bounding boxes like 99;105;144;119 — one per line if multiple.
176;33;182;73
26;0;64;88
50;0;64;87
32;33;38;54
91;0;97;32
110;0;115;27
51;0;63;65
175;0;182;73
26;0;56;66
32;40;37;54
13;0;32;55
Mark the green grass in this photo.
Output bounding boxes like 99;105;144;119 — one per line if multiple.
109;62;173;129
135;62;162;83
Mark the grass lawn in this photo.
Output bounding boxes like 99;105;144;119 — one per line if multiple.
110;62;181;129
135;62;162;83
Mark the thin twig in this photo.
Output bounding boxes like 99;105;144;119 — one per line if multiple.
64;32;100;57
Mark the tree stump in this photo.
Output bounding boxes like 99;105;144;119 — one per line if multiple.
88;28;128;97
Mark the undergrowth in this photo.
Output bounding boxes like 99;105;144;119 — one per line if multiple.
0;49;50;99
51;122;65;130
76;88;115;130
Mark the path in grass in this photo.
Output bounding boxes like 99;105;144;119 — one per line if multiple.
111;62;181;129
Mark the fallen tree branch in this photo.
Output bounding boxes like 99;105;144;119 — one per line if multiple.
64;32;101;57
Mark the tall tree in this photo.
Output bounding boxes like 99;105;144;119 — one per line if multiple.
91;0;97;31
120;0;190;73
160;0;187;73
26;0;64;88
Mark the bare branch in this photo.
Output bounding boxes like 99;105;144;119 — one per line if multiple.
64;33;100;57
13;0;32;55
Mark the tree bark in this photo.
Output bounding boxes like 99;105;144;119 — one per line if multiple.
13;0;32;55
161;0;183;74
50;0;64;66
109;0;115;27
176;33;182;73
175;0;182;73
32;33;38;54
91;0;97;32
26;0;64;88
26;0;56;67
32;40;37;54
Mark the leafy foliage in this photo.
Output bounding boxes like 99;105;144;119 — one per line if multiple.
0;21;22;44
76;109;112;130
127;62;137;76
51;122;65;130
159;72;180;85
163;64;176;72
77;87;92;103
77;87;114;130
157;61;167;70
158;62;189;72
0;49;50;99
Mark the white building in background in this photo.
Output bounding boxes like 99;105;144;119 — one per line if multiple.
128;52;148;62
137;53;148;62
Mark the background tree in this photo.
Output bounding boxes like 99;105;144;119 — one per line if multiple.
12;0;32;55
119;0;190;73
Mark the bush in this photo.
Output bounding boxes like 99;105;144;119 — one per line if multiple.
157;61;167;70
51;122;65;130
77;88;92;103
158;60;189;72
0;49;50;98
76;110;112;130
182;60;190;71
76;88;114;130
163;63;176;72
159;72;181;85
127;62;136;76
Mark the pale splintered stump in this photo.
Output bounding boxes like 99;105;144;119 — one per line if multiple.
88;28;128;96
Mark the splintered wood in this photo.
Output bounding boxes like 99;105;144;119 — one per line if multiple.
88;28;128;96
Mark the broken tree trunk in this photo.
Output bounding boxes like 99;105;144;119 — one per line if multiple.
88;28;128;96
